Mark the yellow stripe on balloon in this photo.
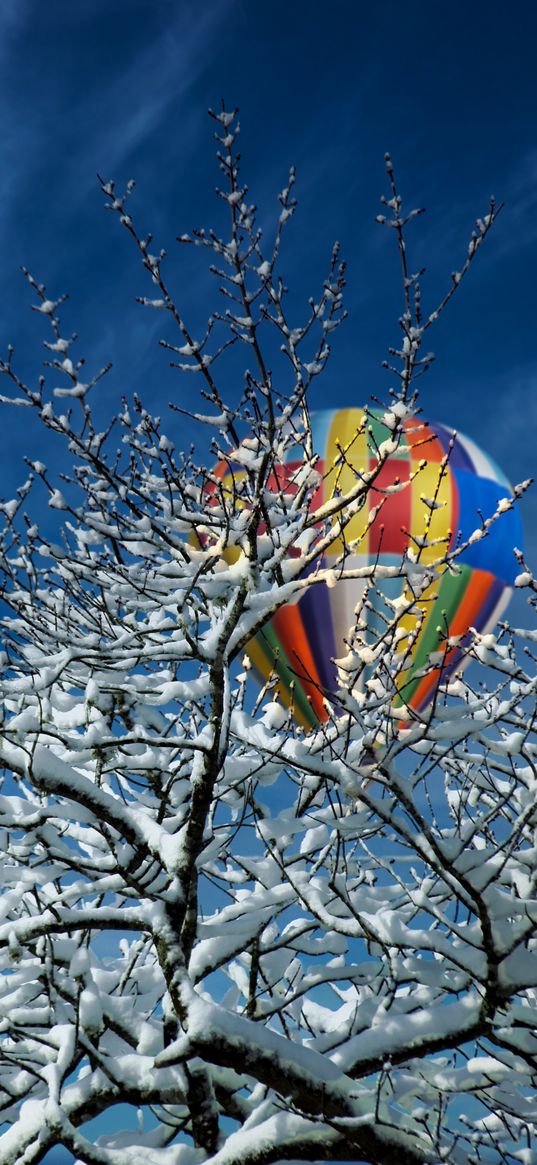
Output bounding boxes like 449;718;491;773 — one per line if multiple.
324;410;369;559
395;460;453;697
410;461;452;566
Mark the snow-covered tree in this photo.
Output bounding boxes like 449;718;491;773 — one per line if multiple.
0;109;535;1165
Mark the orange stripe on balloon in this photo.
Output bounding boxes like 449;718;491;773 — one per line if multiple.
272;604;328;721
405;417;445;462
410;570;495;713
446;569;495;640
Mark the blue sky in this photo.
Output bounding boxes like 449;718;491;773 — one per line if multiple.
1;0;536;550
1;2;536;1160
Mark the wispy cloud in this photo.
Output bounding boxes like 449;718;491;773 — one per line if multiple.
493;147;537;256
63;1;233;185
0;0;233;246
0;1;38;213
0;0;32;48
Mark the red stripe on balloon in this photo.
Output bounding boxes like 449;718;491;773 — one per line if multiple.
368;459;411;555
269;459;325;514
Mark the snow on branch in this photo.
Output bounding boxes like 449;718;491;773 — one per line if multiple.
0;107;534;1165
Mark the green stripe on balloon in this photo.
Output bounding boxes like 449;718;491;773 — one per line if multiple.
366;413;394;456
255;623;319;729
395;565;472;709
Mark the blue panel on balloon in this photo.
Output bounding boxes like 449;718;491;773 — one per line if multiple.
454;470;522;584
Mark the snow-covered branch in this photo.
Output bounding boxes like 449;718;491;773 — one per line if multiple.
0;108;533;1165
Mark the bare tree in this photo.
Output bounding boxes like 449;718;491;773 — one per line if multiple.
0;109;534;1165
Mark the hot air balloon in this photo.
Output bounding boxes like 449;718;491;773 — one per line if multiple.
210;408;523;729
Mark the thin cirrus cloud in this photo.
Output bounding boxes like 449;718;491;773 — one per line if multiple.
0;0;237;507
0;0;233;252
0;1;37;205
493;147;537;255
59;6;231;190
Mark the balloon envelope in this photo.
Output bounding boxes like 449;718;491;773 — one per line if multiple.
216;409;523;729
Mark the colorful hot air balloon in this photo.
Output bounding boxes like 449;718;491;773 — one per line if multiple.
211;408;523;730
